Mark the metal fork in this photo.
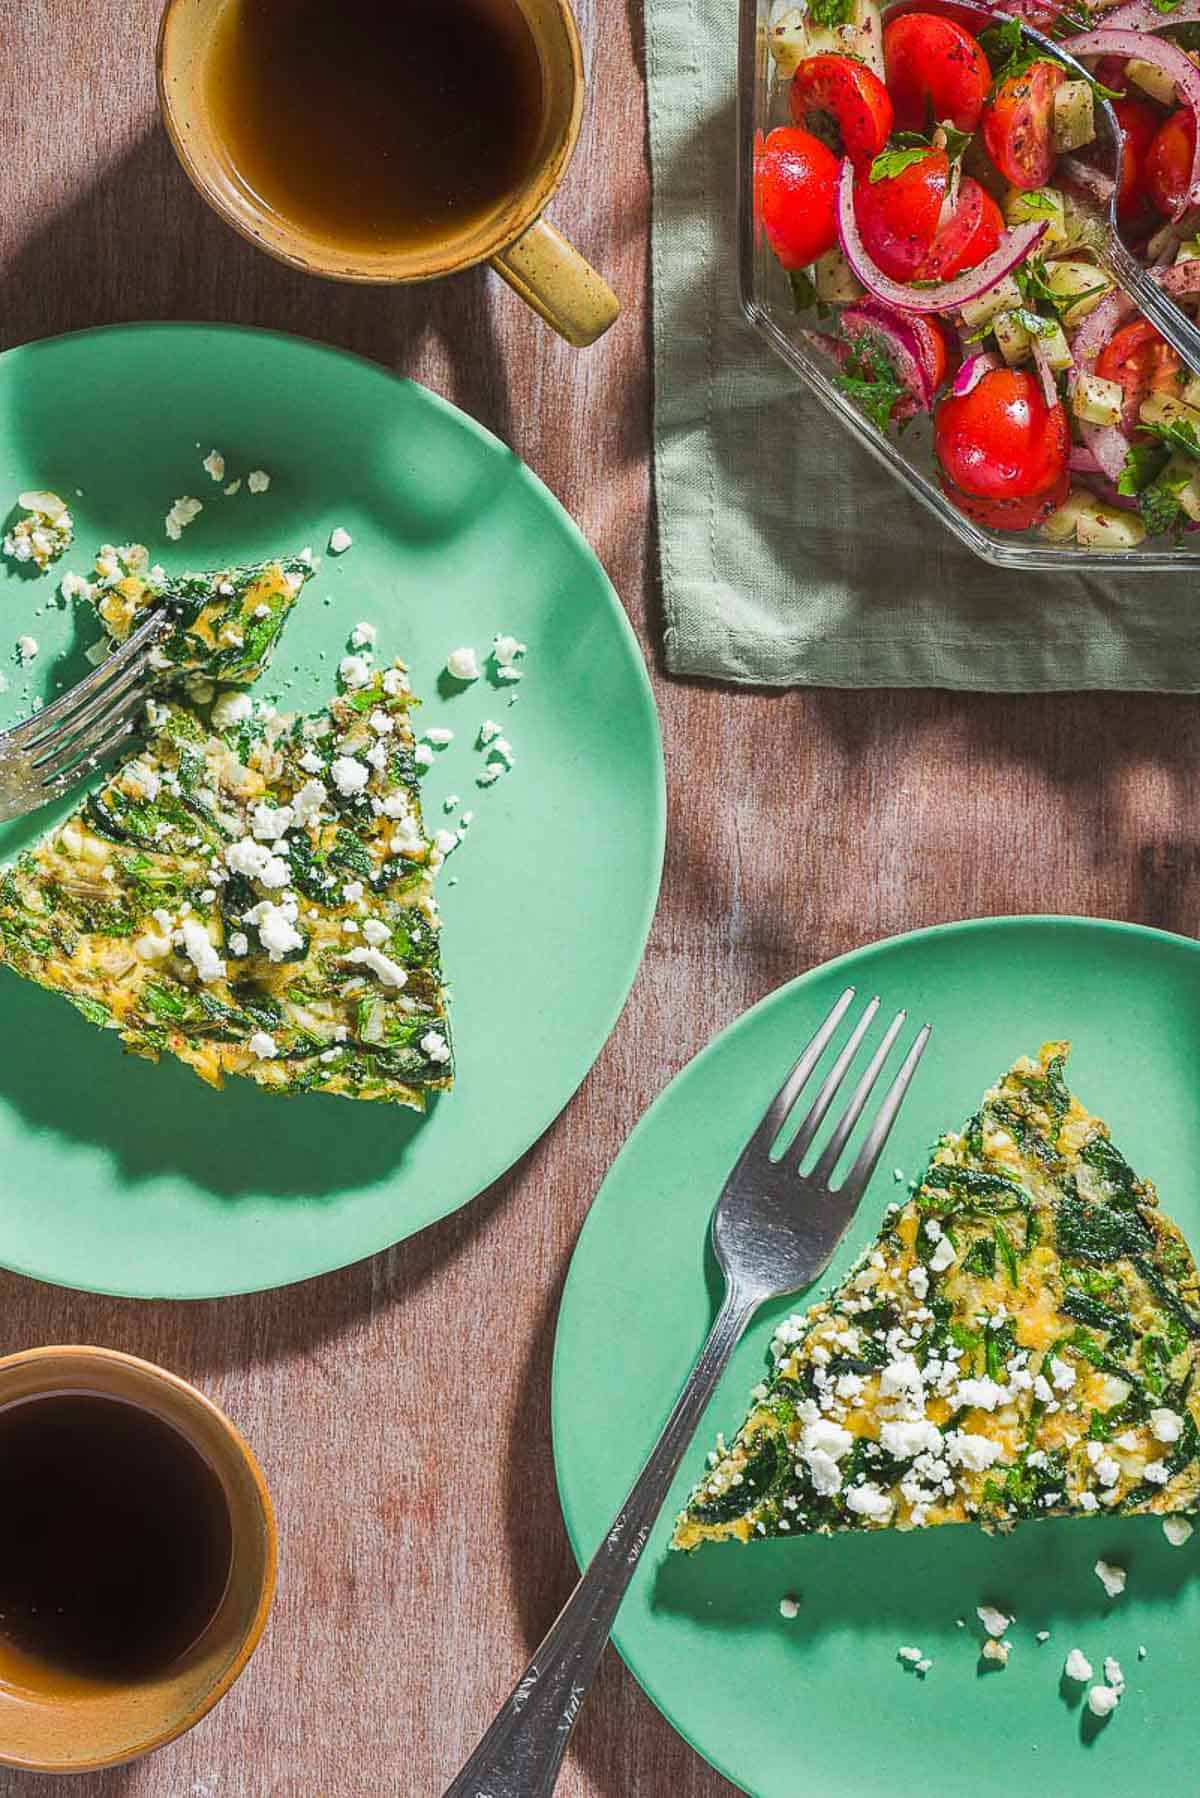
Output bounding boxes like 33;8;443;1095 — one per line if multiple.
443;987;931;1798
0;611;170;823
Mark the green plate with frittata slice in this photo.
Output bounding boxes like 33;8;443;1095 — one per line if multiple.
0;324;663;1297
553;918;1200;1798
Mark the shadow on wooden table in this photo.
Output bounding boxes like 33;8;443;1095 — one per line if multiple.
0;126;517;449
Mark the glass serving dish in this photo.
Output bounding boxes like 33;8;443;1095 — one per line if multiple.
736;0;1200;571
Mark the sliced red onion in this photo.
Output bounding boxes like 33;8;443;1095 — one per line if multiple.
842;300;939;407
952;350;1001;396
1057;157;1116;207
836;160;1047;313
1076;473;1142;513
1031;338;1061;409
1087;0;1200;32
1159;257;1200;297
1069;29;1200;216
1069;444;1104;474
1068;287;1137;481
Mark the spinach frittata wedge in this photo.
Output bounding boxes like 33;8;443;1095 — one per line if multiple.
82;541;312;687
0;660;452;1108
674;1043;1200;1548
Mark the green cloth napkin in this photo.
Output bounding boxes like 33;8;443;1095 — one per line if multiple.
647;0;1200;690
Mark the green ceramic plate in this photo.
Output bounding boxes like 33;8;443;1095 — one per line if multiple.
0;324;663;1298
553;917;1200;1798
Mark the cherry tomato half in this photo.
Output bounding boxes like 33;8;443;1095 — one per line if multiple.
941;468;1070;530
883;13;991;134
1147;107;1197;219
1096;318;1184;431
1111;97;1161;223
790;53;894;165
913;315;950;393
916;176;1003;281
756;126;840;270
854;148;949;281
982;60;1066;191
934;367;1069;501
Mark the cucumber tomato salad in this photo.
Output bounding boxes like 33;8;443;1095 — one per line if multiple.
758;0;1200;547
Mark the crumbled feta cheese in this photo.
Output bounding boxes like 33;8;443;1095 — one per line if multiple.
243;899;304;961
212;689;253;729
342;880;365;904
479;718;502;745
361;918;390;947
489;735;515;766
342;945;408;988
906;1265;929;1300
250;802;293;842
15;635;38;664
1049;1356;1077;1392
134;932;172;962
1093;1454;1120;1488
339;654;372;690
897;1645;922;1664
880;1419;943;1461
330;756;370;796
977;1605;1010;1639
425;727;454;746
228;931;250;958
291;779;327;825
1064;1649;1093;1683
779;1595;800;1621
421;1030;451;1064
928;1235;956;1273
247;469;270;493
1078;1492;1099;1513
4;491;74;568
415;744;434;768
1094;1560;1126;1599
178;918;225;984
492;632;526;669
955;1377;1006;1412
1138;1645;1148;1659
944;1431;1002;1472
1104;1656;1125;1694
981;1639;1009;1666
351;620;377;648
1164;1515;1194;1546
223;478;242;496
367;709;394;738
1087;1684;1119;1718
915;1658;932;1675
247;1031;278;1060
165;495;203;540
446;645;480;681
60;570;95;604
1151;1407;1185;1443
1036;1631;1050;1643
477;766;501;786
381;666;408;696
202;449;225;483
1143;1459;1171;1486
843;1483;893;1522
328;526;353;554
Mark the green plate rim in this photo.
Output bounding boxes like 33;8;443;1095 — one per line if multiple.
0;321;666;1298
551;912;1200;1797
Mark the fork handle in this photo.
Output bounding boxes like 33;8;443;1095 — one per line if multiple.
1102;236;1200;382
440;1282;760;1798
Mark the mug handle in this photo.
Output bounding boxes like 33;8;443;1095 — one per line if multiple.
491;217;620;348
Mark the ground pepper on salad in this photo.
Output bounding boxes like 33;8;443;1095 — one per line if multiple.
757;0;1200;547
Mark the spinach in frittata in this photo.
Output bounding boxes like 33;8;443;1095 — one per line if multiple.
674;1044;1200;1548
0;661;452;1109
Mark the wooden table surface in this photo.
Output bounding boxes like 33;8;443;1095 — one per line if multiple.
5;3;1200;1794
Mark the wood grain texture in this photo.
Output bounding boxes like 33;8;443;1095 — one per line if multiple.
4;3;1200;1794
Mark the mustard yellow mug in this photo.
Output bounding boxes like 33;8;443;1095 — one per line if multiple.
0;1346;276;1774
157;0;620;348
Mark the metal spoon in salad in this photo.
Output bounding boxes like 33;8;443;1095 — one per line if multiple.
885;0;1200;379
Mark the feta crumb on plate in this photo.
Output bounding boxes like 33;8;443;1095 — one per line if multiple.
1036;1630;1050;1643
4;490;74;569
425;727;454;746
1163;1515;1194;1546
247;469;271;493
1087;1684;1120;1719
15;635;38;664
1094;1559;1126;1598
202;449;225;483
1064;1648;1093;1683
328;526;353;554
246;1031;278;1060
977;1605;1010;1638
778;1595;800;1621
350;620;377;648
981;1639;1010;1666
446;645;480;681
897;1645;922;1663
224;478;242;496
165;495;203;541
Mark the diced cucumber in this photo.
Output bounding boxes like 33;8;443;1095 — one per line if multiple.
1043;258;1113;326
1139;391;1200;432
1168;454;1200;522
1075;507;1147;549
1052;80;1096;154
994;311;1032;365
766;6;807;78
1040;322;1073;372
1128;58;1178;107
813;244;863;303
1073;372;1125;427
960;273;1023;329
1176;237;1200;266
1040;489;1094;543
1005;186;1068;252
804;0;885;77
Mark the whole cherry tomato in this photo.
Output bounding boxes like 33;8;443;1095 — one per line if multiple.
982;60;1067;190
1146;107;1197;218
883;13;991;133
756;126;840;269
1112;96;1162;223
934;367;1069;502
1096;318;1184;431
790;53;894;165
916;176;1003;281
854;148;949;281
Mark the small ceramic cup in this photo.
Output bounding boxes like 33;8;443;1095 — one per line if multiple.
157;0;620;348
0;1346;276;1774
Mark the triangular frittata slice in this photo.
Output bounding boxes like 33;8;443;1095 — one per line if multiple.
0;660;452;1108
674;1043;1200;1548
83;543;311;688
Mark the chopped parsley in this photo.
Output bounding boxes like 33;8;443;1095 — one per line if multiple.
834;335;907;433
806;0;856;23
869;146;929;183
